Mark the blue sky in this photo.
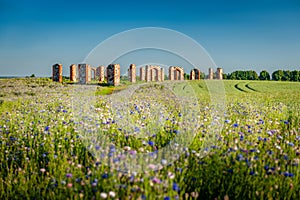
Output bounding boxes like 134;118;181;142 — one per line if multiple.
0;0;300;76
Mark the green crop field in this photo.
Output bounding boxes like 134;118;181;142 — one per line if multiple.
0;78;299;200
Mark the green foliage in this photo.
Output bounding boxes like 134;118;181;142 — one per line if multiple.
228;70;258;80
259;70;270;80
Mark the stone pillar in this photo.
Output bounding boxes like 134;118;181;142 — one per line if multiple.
195;69;201;80
190;70;195;80
145;65;151;82
107;64;120;86
140;67;145;81
156;67;161;82
87;66;92;82
169;66;174;80
78;64;89;84
209;68;214;80
70;64;77;82
174;70;178;80
161;68;164;81
129;64;136;83
180;68;184;80
52;63;62;83
217;68;223;80
97;66;105;82
190;69;200;80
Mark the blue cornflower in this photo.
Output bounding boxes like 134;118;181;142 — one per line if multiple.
240;135;244;141
172;182;180;192
148;141;154;146
102;173;108;179
284;172;289;177
45;126;49;131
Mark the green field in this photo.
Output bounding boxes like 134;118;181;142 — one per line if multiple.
0;78;299;199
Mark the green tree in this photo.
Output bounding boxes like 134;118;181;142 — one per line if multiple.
259;70;270;80
272;70;284;81
291;70;300;81
282;70;291;81
200;72;205;79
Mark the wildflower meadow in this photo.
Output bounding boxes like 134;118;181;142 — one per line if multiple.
0;78;299;199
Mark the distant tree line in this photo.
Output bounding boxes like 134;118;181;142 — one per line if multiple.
223;70;300;81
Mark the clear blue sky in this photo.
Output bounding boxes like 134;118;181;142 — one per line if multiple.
0;0;300;76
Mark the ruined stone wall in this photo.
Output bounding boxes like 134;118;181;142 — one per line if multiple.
145;65;163;82
140;67;145;81
107;64;120;86
190;69;200;80
52;63;62;83
169;66;184;81
97;66;105;82
145;65;151;82
70;64;77;82
78;64;89;84
129;64;136;83
208;68;214;80
217;68;223;80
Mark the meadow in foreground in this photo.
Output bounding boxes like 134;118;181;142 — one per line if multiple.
0;78;299;199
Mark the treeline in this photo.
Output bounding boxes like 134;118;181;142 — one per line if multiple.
223;70;300;81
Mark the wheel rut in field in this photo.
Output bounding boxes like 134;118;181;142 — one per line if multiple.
234;83;248;93
245;84;259;92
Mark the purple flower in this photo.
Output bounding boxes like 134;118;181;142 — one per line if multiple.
288;142;294;147
233;123;238;128
66;173;72;178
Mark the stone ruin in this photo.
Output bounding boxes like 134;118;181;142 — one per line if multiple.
107;64;120;86
190;68;201;80
52;63;62;83
70;64;77;82
169;66;184;81
128;64;136;83
78;63;89;84
217;68;223;80
140;67;145;81
52;63;223;85
96;66;105;82
208;68;214;80
145;65;164;82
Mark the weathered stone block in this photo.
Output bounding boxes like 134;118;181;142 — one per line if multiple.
70;64;77;82
52;63;62;83
107;64;120;86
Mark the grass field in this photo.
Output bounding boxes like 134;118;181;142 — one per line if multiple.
0;78;299;199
